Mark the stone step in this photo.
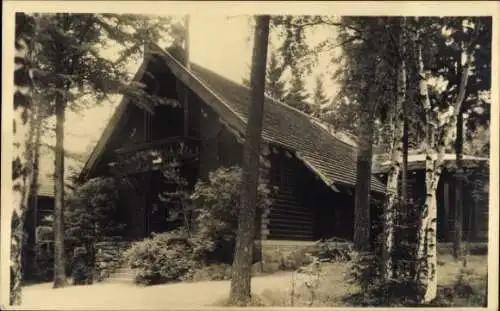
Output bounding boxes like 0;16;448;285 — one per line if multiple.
104;267;136;283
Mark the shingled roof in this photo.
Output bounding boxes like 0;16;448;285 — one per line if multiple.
188;64;386;193
81;44;386;193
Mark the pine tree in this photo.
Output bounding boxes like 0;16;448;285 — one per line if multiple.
285;67;311;114
242;50;286;103
265;51;287;101
230;15;270;306
312;74;329;118
29;13;179;289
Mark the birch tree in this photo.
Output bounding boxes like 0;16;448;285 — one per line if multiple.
381;16;407;281
413;16;489;303
11;12;39;305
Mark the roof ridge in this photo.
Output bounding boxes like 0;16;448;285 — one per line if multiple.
189;62;357;150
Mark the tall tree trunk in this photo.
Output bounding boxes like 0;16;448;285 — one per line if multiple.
53;92;67;288
353;114;374;251
381;18;406;281
11;12;37;305
453;111;464;260
404;33;420;281
229;15;270;306
401;21;409;221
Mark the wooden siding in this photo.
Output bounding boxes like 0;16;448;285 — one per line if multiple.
266;147;314;241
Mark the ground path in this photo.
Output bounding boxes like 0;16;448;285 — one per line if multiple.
20;255;486;309
21;271;305;309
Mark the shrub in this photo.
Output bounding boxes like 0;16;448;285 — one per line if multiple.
64;177;127;281
71;246;93;285
306;238;354;263
190;166;270;264
279;249;314;270
123;230;203;285
276;239;354;272
32;241;54;282
342;250;423;306
65;177;126;248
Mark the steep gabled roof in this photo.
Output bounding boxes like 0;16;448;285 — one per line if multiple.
81;44;386;193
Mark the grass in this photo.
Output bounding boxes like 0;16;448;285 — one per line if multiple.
244;254;488;307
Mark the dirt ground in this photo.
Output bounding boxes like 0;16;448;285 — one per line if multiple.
18;255;487;309
20;271;297;309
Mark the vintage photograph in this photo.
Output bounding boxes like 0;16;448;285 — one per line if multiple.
3;3;496;309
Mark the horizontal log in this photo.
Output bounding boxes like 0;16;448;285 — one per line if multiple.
269;211;314;221
270;208;312;217
270;219;314;228
269;228;314;236
269;222;314;230
272;192;299;201
268;232;314;241
270;201;304;210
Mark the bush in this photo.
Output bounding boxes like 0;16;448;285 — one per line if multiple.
71;246;93;285
342;250;423;306
123;230;203;285
64;177;128;281
32;241;54;282
65;177;126;242
306;238;354;263
279;249;314;270
190;166;270;264
275;239;354;272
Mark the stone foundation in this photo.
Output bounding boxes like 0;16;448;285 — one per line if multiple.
259;239;488;261
259;240;315;271
94;241;131;281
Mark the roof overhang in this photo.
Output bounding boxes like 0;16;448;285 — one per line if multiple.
373;153;489;174
79;44;386;195
78;54;151;180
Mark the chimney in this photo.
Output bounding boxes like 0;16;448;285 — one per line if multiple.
166;17;190;66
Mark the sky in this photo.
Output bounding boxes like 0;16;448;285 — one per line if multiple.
43;15;338;164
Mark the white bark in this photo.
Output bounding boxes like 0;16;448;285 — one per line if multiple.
381;30;406;280
416;18;475;303
11;33;36;305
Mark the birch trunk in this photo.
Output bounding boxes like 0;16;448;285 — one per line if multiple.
23;93;44;280
381;20;406;280
11;13;37;305
416;21;474;303
229;15;270;306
